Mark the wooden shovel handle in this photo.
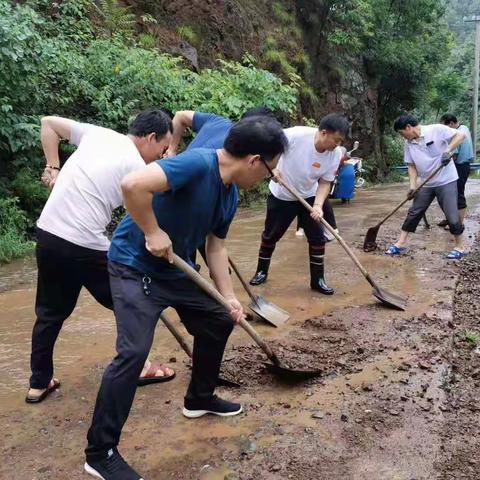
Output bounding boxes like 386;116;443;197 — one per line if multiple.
172;254;281;365
374;163;445;228
276;178;372;282
228;257;260;308
159;313;192;358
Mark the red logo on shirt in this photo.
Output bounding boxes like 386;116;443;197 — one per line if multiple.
312;162;321;168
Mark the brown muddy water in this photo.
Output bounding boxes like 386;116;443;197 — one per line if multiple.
1;180;480;479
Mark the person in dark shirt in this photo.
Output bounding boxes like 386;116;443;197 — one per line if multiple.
83;116;288;480
166;107;277;267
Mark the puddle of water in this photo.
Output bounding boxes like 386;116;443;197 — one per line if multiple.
1;180;480;478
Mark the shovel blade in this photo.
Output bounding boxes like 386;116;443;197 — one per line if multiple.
363;225;380;252
217;376;241;388
248;295;290;327
264;362;322;381
372;286;407;311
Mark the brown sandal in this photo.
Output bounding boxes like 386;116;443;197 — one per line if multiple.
25;378;61;404
137;363;175;387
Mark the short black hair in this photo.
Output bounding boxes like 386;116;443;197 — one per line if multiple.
440;113;458;125
241;107;277;120
318;113;350;137
224;116;288;162
393;114;419;131
241;106;289;127
129;108;173;139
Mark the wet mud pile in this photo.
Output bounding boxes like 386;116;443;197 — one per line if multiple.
220;314;373;388
435;229;480;480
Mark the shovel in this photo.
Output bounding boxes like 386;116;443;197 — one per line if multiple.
159;312;240;388
172;254;322;381
228;257;289;327
363;164;444;252
274;176;407;311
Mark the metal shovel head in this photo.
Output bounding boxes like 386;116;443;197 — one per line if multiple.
264;362;323;381
248;295;290;328
363;225;380;252
372;286;407;311
217;376;241;388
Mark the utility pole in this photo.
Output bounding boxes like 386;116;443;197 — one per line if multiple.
464;15;480;159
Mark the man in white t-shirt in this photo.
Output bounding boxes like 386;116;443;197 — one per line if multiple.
249;113;350;294
26;109;176;404
386;114;466;259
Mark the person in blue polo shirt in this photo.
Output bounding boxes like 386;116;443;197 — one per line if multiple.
165;107;278;266
83;116;287;480
438;114;474;228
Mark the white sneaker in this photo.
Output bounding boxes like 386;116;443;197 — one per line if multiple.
295;228;305;238
324;228;339;242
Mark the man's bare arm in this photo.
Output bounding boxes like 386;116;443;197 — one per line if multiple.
165;111;195;157
121;163;174;261
205;234;243;324
40;116;75;169
447;131;466;154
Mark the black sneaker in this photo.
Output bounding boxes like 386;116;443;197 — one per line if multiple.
84;449;143;480
183;395;243;418
249;270;268;286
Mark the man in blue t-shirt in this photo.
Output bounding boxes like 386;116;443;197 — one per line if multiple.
166;111;233;156
84;117;288;480
165;108;276;266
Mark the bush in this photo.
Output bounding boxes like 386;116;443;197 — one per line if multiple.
0;198;35;264
0;0;300;262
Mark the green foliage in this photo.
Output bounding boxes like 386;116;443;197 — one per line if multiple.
361;0;451;126
263;48;297;77
91;0;136;39
10;169;49;229
177;25;199;45
463;330;480;346
323;0;375;54
137;32;157;50
428;71;469;118
182;59;298;119
0;0;299;262
383;134;405;167
272;2;294;25
0;198;35;264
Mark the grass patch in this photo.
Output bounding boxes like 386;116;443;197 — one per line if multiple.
463;330;480;346
272;2;294;25
0;197;35;264
177;25;198;45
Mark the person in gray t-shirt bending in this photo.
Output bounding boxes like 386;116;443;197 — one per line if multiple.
385;114;466;260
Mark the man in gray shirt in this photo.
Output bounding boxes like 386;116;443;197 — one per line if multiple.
386;114;466;259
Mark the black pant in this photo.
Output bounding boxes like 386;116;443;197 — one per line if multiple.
85;261;234;459
262;194;326;247
455;162;470;210
30;229;113;389
297;198;336;231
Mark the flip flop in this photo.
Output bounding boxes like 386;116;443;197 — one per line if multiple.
385;245;407;256
25;378;61;404
446;249;466;260
137;363;176;387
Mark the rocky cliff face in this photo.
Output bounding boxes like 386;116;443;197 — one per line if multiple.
128;0;378;154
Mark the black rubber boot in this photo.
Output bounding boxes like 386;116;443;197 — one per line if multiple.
249;257;271;286
309;246;334;295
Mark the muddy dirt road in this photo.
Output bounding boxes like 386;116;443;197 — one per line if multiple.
1;181;480;480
